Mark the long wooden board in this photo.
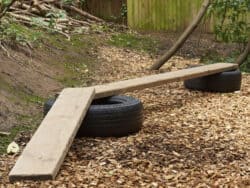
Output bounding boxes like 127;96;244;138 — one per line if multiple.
9;88;95;181
94;63;238;99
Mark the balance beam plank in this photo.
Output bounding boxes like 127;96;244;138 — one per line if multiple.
9;88;95;181
94;63;238;99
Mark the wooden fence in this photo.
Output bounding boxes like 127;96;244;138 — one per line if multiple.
127;0;212;32
83;0;126;22
85;0;249;32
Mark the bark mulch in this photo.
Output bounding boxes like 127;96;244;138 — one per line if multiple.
0;47;249;187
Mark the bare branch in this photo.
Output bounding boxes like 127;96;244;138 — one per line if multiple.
235;39;250;66
150;0;211;70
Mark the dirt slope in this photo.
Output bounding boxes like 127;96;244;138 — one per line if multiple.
0;50;61;131
0;34;102;131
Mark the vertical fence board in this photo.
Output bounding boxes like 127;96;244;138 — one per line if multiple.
127;0;204;32
84;0;249;32
127;0;249;32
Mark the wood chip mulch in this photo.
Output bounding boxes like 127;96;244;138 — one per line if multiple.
0;47;249;187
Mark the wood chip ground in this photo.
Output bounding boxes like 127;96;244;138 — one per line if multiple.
0;47;249;187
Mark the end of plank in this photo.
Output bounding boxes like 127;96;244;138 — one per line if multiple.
9;173;53;182
9;87;95;182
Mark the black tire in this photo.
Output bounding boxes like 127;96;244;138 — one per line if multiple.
43;95;143;137
184;69;242;93
43;98;55;116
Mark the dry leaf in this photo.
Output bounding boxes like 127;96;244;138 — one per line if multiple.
7;142;19;154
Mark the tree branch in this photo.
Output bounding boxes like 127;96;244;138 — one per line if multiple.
235;39;250;66
149;0;211;70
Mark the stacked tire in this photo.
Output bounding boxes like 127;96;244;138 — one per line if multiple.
184;67;242;93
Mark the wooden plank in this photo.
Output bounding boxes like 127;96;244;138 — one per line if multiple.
94;63;238;99
9;88;95;181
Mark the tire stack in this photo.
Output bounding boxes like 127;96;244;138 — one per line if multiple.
184;66;242;93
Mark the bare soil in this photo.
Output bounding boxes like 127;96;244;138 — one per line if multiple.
0;48;61;131
0;34;101;131
153;32;242;60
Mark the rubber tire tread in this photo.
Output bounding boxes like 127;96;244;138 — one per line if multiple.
184;69;242;93
43;95;143;137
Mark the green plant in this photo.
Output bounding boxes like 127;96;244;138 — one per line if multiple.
62;0;74;5
239;55;250;72
208;0;250;43
79;0;87;6
0;0;16;19
109;32;158;54
0;0;12;7
201;50;250;72
120;3;127;20
0;114;42;154
0;20;41;45
46;9;67;29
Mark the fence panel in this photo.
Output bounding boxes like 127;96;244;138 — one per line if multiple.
84;0;126;22
127;0;213;32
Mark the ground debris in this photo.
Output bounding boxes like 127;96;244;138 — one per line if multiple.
0;45;249;187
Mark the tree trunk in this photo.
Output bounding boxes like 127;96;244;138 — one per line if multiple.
235;39;250;66
150;0;211;70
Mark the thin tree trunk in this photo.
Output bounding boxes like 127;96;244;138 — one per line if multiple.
235;39;250;66
150;0;211;70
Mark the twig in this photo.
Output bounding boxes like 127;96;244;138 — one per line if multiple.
9;12;71;40
10;7;38;17
1;0;105;42
0;41;10;57
69;17;91;26
0;0;17;20
0;131;11;136
54;2;104;22
15;2;46;16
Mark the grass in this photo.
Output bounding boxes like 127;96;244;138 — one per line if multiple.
0;77;45;105
45;34;101;87
0;21;42;45
0;26;103;154
0;79;44;154
0;114;42;154
109;32;159;54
